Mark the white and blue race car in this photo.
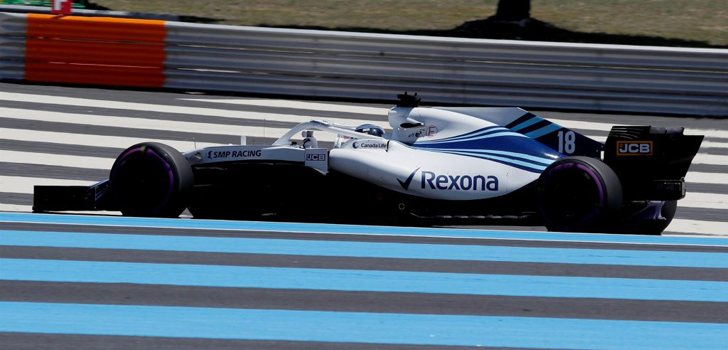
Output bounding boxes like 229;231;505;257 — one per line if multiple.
34;93;703;234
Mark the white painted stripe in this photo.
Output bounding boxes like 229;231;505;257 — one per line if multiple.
702;140;728;149
0;107;347;143
692;153;728;166
0;107;283;137
666;219;728;236
3;150;113;170
1;108;724;166
182;97;624;133
686;172;728;186
181;98;389;115
0;204;32;212
680;192;728;210
0;176;94;195
191;97;624;135
0;92;388;129
181;96;728;140
0;127;222;151
3;91;726;155
5;92;727;141
0;208;722;236
1;92;725;237
2;127;723;179
0;203;119;216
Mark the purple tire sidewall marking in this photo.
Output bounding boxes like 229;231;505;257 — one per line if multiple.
112;145;177;211
116;146;142;163
112;146;143;170
145;148;176;209
574;162;607;224
544;160;607;225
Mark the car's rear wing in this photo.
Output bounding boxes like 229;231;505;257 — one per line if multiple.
603;126;703;200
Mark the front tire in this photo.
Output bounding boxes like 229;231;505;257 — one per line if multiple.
109;142;193;217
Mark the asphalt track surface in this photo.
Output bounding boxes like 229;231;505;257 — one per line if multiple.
1;82;727;235
1;213;728;349
1;82;728;349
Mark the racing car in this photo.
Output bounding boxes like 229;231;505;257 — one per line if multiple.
33;93;703;234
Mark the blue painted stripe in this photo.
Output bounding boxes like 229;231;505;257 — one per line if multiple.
524;123;562;139
3;258;728;302
1;212;726;247
2;230;727;268
412;127;563;167
416;131;526;145
479;149;557;164
438;150;548;172
510;116;543;132
2;302;727;349
435;148;555;165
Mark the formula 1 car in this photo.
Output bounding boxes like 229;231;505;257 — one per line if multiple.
33;93;703;234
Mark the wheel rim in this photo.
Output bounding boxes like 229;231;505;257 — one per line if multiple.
540;162;607;228
112;146;176;214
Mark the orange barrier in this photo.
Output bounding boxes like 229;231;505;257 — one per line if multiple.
25;14;166;88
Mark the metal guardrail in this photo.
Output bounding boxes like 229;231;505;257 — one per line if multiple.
1;12;727;116
0;12;24;80
164;22;728;116
0;4;179;20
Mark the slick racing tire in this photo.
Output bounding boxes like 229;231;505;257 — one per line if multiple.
537;156;623;233
109;142;193;217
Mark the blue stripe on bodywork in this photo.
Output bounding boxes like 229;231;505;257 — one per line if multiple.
1;212;727;247
2;302;727;349
436;148;555;170
416;129;525;146
2;230;728;268
510;115;544;132
3;258;728;301
418;131;526;146
412;128;560;173
524;123;562;139
477;149;556;164
437;150;548;172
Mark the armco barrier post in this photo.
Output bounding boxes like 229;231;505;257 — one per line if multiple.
23;14;166;88
50;0;72;15
0;12;26;81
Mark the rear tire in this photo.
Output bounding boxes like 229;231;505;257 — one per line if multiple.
537;156;622;232
109;142;193;217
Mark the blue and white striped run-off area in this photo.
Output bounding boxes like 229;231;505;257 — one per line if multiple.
1;212;727;349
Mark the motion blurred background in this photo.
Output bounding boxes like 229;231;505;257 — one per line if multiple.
3;0;726;47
